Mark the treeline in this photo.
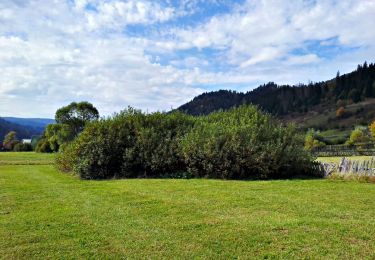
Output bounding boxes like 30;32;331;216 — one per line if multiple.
178;62;375;116
56;105;318;180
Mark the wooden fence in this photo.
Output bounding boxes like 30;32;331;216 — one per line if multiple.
318;157;375;177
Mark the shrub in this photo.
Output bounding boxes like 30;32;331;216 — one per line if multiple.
304;129;326;150
121;111;195;178
57;105;316;180
181;106;314;179
62;109;195;179
345;127;370;146
55;142;78;172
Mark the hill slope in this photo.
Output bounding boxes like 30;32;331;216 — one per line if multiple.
177;62;375;129
0;118;43;141
2;117;54;132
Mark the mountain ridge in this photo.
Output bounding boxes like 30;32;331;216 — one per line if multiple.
0;117;53;141
177;62;375;129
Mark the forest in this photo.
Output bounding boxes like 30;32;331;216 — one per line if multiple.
178;62;375;123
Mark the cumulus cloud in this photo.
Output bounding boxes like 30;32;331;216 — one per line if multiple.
0;0;374;117
84;1;175;30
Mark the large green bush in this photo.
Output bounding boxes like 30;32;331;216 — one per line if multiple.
66;111;137;179
121;111;195;178
181;106;313;179
57;105;316;180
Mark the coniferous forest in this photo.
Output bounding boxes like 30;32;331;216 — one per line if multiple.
178;62;375;124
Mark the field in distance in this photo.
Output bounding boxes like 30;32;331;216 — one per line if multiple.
0;152;54;165
317;156;374;164
1;152;375;258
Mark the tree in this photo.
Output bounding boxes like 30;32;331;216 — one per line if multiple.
3;131;19;151
45;124;74;152
55;101;99;136
346;127;370;146
41;101;100;152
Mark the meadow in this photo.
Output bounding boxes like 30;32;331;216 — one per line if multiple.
1;153;375;258
317;156;374;164
0;152;54;165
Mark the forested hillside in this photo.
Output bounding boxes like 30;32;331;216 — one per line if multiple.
177;62;375;129
2;117;54;131
0;118;42;140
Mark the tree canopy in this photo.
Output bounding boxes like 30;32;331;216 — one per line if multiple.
55;101;99;136
37;101;99;152
3;131;19;150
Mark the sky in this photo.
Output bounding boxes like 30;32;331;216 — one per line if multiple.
0;0;375;118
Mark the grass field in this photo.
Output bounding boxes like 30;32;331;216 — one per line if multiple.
1;153;375;258
317;156;374;164
0;152;54;165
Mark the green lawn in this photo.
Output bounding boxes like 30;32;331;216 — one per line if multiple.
0;152;54;165
1;153;375;258
317;156;374;164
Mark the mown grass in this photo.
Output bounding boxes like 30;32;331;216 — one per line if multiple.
0;152;54;165
317;156;374;164
1;153;375;258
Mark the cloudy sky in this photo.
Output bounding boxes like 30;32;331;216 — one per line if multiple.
1;0;375;117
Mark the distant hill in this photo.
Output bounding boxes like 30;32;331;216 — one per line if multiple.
177;62;375;130
0;117;54;141
2;117;54;130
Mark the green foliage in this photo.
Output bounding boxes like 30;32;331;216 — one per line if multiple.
13;142;33;152
42;101;99;153
345;127;371;146
122;111;195;178
58;105;315;180
55;142;77;172
45;124;74;152
35;138;53;153
370;120;375;140
63;108;141;179
30;135;42;150
3;131;19;151
304;129;326;150
55;101;99;136
181;106;314;179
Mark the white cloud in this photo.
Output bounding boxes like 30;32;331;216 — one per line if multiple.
0;0;374;117
85;1;175;31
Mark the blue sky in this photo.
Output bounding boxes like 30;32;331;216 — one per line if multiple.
0;0;375;117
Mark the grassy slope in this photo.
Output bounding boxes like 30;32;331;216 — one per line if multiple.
1;153;375;258
281;98;375;130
